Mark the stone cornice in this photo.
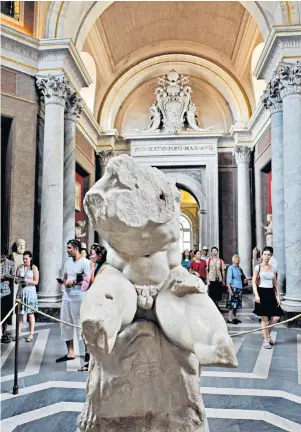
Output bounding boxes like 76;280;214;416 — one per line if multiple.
0;24;92;92
254;25;301;82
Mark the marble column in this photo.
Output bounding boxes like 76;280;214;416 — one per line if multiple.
95;150;114;248
36;75;68;305
262;81;285;293
234;145;252;278
63;90;82;256
278;62;301;312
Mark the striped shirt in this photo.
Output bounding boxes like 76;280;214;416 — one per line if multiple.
1;258;15;297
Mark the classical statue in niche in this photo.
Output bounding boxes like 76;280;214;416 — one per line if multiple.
75;221;86;239
77;155;237;432
262;214;273;247
137;70;214;134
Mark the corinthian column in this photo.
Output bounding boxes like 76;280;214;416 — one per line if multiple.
234;145;252;278
96;149;114;178
262;79;285;292
36;74;68;305
63;90;82;255
278;62;301;313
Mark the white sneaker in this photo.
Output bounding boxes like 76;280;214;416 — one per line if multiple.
263;340;272;349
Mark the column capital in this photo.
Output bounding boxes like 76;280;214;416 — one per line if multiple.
233;145;252;165
36;74;68;107
65;88;83;122
96;150;114;167
278;61;301;99
262;78;283;114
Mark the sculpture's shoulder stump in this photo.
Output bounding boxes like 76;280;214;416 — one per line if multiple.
77;319;207;432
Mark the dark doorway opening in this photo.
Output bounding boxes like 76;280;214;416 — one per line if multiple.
1;116;13;252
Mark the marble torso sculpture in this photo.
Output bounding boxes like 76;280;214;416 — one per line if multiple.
138;70;214;134
262;214;273;247
78;155;237;432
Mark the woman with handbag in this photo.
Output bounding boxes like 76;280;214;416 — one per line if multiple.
226;254;247;324
16;251;39;342
252;247;283;349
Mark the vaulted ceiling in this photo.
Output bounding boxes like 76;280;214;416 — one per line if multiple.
96;1;248;66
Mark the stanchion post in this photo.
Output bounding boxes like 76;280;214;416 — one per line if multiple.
13;300;20;395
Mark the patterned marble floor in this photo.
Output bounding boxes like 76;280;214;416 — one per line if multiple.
1;293;301;432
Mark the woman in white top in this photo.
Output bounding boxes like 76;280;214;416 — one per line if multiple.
16;251;39;342
252;247;283;349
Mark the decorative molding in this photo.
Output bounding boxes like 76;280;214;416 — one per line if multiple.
278;61;301;98
96;150;114;166
254;26;301;82
36;74;68;107
65;88;82;121
0;25;91;92
233;145;252;165
262;77;283;114
136;70;214;135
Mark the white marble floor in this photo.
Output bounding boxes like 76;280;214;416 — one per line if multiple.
1;293;301;431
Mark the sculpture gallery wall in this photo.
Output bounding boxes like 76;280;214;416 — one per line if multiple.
77;155;237;432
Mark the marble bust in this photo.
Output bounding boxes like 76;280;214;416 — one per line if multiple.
262;214;273;247
11;239;26;269
78;155;237;432
75;221;86;239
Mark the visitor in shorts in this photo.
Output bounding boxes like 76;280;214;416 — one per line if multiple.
56;239;90;363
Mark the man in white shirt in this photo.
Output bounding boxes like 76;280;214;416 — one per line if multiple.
56;239;90;363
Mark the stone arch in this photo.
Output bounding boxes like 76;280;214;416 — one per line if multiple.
165;172;206;211
44;1;272;47
99;54;251;129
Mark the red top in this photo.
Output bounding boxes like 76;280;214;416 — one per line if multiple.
189;260;207;279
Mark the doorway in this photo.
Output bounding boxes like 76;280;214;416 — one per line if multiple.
1;116;13;252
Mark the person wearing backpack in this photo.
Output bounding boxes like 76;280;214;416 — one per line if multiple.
189;250;207;285
206;247;226;311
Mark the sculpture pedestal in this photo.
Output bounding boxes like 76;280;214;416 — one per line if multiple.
77;320;208;432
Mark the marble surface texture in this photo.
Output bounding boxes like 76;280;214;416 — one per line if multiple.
282;93;301;311
1;293;301;432
234;146;252;278
270;110;285;291
63;117;76;251
80;155;236;431
38;101;65;304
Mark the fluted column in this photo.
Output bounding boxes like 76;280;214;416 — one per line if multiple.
36;75;68;305
262;80;285;292
63;90;82;254
234;145;252;278
278;62;301;312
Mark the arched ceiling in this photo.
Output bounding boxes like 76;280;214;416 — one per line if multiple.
96;1;247;66
41;1;301;130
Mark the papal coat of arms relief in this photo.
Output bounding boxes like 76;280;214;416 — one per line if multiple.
137;69;214;134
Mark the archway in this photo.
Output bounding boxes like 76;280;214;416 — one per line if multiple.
179;189;199;251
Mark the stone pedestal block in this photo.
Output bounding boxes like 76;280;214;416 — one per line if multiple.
77;320;208;432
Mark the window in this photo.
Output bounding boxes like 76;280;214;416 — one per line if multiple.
1;1;21;21
179;214;192;252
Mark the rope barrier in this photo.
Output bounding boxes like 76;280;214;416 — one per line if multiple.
2;299;301;337
0;301;18;326
16;299;81;329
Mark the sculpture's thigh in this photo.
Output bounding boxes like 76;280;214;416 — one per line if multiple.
80;268;137;353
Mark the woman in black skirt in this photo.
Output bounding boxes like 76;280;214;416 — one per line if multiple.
252;247;283;349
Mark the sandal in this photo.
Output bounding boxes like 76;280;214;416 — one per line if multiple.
78;363;89;372
26;334;34;342
263;340;272;349
268;337;275;345
56;354;75;363
1;335;11;343
226;320;235;324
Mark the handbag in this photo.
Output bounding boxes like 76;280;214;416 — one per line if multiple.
240;268;248;287
256;265;261;286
